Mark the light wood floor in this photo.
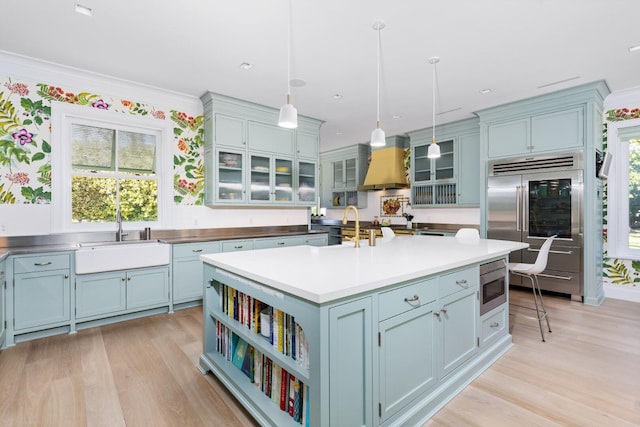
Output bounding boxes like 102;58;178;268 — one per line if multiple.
0;288;638;427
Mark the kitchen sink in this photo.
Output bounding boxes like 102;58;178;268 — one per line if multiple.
75;241;171;274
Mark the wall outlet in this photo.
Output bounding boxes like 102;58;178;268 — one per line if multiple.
0;224;5;232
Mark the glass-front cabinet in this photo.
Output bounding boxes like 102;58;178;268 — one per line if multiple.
216;150;245;203
412;139;457;206
296;160;317;205
249;155;293;204
320;144;369;209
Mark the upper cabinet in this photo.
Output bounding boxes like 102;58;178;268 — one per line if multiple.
408;118;480;207
485;107;584;158
201;92;323;207
320;144;370;209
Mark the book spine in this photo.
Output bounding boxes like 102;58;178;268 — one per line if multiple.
288;373;296;417
280;367;288;411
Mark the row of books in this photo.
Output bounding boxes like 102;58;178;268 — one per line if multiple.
219;284;310;370
216;323;310;425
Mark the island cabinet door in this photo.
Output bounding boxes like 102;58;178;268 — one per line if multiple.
378;301;437;423
438;287;478;378
329;297;373;427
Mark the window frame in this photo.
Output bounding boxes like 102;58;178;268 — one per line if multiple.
607;117;640;260
51;101;173;233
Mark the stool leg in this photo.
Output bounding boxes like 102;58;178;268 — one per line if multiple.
528;275;546;342
533;274;551;334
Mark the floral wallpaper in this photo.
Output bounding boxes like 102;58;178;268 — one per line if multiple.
0;76;205;206
602;106;640;288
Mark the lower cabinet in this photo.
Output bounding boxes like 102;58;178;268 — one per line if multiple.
13;253;71;332
76;266;169;320
329;297;373;427
437;287;478;377
172;241;221;304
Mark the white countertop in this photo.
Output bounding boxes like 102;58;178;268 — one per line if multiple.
201;235;527;304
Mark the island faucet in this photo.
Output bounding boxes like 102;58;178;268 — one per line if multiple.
342;205;361;248
115;208;127;242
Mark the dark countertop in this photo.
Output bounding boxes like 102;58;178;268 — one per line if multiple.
0;226;326;260
311;217;478;234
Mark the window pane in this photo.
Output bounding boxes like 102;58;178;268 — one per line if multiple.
71;176;116;223
118;130;156;174
71;124;115;171
628;138;640;249
119;178;158;221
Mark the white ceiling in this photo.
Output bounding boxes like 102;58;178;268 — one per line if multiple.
1;0;639;151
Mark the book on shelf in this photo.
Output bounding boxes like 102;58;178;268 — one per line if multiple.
280;367;288;411
292;378;302;422
288;373;296;417
232;334;247;370
271;364;281;406
242;345;254;381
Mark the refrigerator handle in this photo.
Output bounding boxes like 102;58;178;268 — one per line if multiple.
516;186;522;232
522;183;529;233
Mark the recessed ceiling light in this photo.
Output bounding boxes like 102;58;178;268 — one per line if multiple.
239;62;253;70
479;88;492;94
332;94;343;99
75;3;93;17
629;44;640;52
392;115;402;119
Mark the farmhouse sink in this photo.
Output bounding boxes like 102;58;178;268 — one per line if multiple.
75;241;171;274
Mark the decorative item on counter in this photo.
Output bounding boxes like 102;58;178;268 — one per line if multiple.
372;216;380;226
402;213;414;229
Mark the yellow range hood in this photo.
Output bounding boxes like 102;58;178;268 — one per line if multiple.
358;141;409;191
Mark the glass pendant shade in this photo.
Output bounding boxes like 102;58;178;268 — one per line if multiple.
428;139;441;158
278;100;298;129
370;126;386;147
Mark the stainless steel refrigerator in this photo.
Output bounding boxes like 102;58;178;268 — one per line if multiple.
487;152;584;299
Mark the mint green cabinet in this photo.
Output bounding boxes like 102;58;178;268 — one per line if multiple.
221;239;254;252
300;234;328;247
75;272;125;319
172;241;221;304
201;92;322;207
13;253;71;332
0;259;5;348
320;144;370;209
75;266;169;320
378;302;437;422
329;297;373;427
437;267;478;378
409;118;480;207
486;107;584;158
215;114;246;149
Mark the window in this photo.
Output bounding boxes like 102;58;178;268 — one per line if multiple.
52;102;172;232
607;118;640;259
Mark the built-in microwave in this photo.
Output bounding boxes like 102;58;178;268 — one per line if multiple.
479;259;507;316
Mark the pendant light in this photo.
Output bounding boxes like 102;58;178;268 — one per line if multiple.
278;0;298;129
370;20;386;147
428;56;441;159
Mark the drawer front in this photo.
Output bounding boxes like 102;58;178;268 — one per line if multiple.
14;253;70;274
378;278;437;321
438;266;478;298
221;239;255;253
480;305;507;347
173;241;221;259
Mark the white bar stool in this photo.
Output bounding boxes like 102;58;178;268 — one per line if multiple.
508;235;555;342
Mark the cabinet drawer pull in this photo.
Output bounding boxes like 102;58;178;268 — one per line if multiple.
277;242;285;246
456;279;468;287
34;261;52;266
490;322;500;328
192;249;203;253
234;245;243;249
404;294;420;305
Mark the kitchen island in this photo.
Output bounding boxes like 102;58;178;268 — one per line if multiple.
199;235;526;427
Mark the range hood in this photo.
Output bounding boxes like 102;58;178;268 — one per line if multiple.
358;136;409;191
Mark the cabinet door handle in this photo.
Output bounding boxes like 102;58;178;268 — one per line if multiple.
456;279;468;287
441;308;448;314
192;249;203;253
404;294;420;306
34;261;52;266
127;276;131;281
434;311;441;317
122;277;126;281
64;274;69;279
490;322;500;328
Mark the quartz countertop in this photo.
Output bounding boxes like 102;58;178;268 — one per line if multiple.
201;235;527;304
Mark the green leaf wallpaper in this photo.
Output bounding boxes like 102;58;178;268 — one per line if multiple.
0;76;204;206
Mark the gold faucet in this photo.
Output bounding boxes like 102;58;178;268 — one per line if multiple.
342;205;360;248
